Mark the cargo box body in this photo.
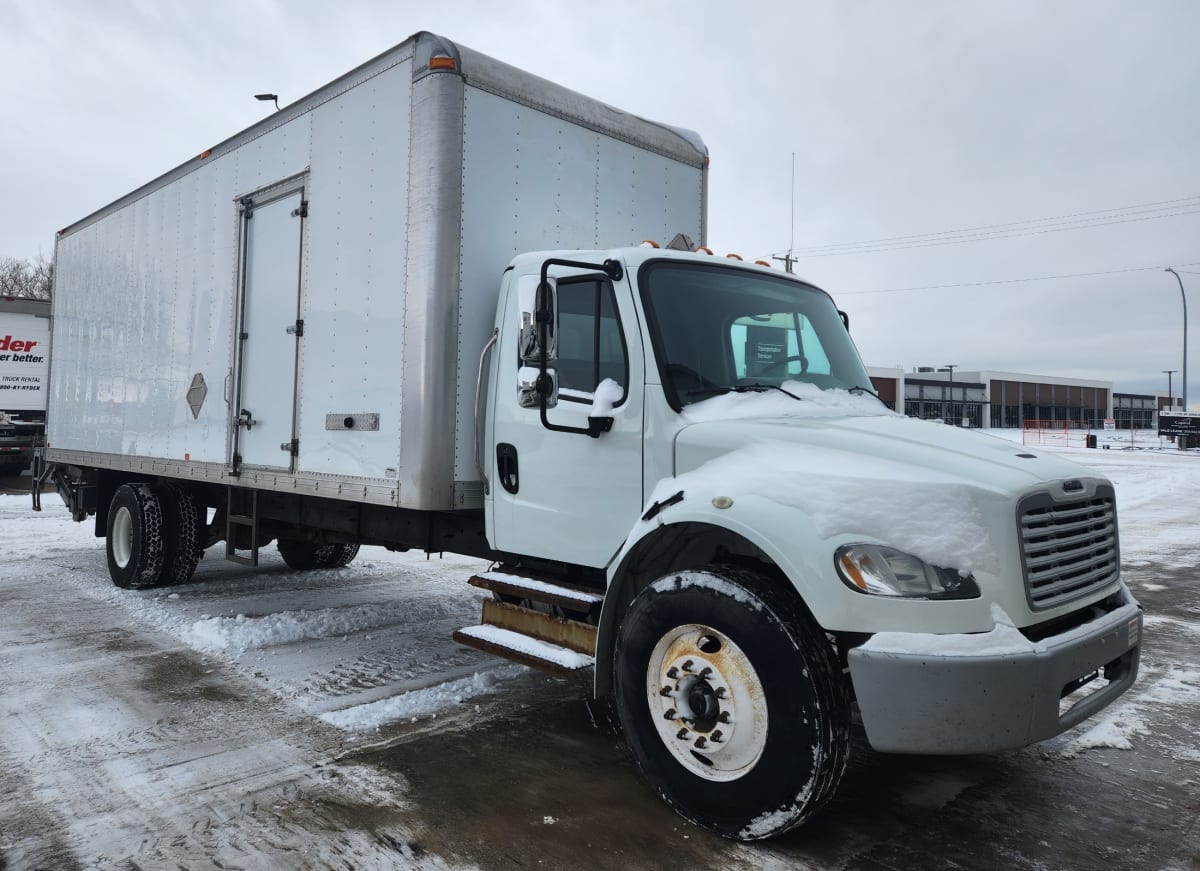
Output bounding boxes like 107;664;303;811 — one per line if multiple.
49;31;706;510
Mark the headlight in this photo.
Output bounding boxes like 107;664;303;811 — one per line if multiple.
834;544;979;600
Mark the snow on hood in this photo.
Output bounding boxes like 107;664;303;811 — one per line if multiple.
680;381;894;423
657;436;1000;575
657;390;1103;575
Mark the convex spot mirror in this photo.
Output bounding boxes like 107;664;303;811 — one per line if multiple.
518;365;558;409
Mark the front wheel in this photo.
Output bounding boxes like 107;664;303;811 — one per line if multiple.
614;568;850;840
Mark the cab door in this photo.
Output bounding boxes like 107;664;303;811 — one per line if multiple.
487;267;645;568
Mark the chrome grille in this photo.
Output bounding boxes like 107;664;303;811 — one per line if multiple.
1019;491;1118;610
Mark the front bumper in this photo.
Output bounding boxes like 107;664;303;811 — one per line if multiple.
847;586;1142;754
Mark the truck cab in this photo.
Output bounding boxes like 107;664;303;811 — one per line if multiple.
465;243;1141;839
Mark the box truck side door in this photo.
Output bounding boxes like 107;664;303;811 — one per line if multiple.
231;187;306;472
488;269;644;568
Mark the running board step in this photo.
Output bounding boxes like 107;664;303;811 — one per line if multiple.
468;570;603;612
453;625;595;679
453;598;597;678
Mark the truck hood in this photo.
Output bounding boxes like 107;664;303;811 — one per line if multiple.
666;413;1105;576
673;413;1093;494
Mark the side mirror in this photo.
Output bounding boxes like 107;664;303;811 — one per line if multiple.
519;276;557;364
519;366;558;409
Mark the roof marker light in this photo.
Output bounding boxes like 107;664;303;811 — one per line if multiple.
754;260;771;267
200;149;213;160
725;253;743;261
429;56;457;71
641;239;661;248
694;246;713;255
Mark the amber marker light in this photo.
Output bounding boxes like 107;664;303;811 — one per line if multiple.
429;56;457;70
641;239;661;248
839;554;868;591
754;260;771;267
200;149;213;160
726;253;743;260
694;246;713;255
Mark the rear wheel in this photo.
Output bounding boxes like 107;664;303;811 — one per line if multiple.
276;538;360;570
614;567;850;840
106;483;166;589
156;482;205;585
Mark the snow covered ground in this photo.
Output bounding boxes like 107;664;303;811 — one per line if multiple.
0;436;1197;868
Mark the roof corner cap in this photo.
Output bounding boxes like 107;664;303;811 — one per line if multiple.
412;31;463;82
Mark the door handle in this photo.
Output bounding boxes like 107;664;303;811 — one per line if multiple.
238;409;255;430
496;443;519;494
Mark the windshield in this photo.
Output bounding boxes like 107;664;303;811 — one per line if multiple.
639;260;873;409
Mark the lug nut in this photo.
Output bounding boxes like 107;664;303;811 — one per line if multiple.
682;659;694;672
714;687;727;699
664;709;676;720
719;711;731;723
711;730;723;743
699;666;712;678
666;667;678;679
676;728;690;740
695;737;707;749
659;685;673;696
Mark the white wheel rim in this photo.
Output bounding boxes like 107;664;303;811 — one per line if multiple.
646;623;768;782
112;506;133;569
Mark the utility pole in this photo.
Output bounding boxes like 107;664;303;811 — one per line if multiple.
1166;268;1188;411
772;152;797;274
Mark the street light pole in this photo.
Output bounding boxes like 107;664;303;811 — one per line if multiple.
941;364;957;425
1166;268;1188;412
1163;369;1177;411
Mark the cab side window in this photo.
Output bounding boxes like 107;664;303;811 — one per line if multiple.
555;278;628;404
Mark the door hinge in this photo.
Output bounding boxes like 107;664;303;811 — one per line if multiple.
241;197;254;219
291;200;308;218
280;439;299;457
286;319;304;337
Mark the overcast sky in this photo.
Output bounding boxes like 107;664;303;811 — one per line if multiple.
4;1;1198;400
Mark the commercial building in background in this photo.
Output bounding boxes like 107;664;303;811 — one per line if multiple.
868;367;1181;430
868;367;1117;429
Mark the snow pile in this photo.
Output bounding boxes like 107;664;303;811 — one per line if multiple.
861;605;1034;656
183;600;425;654
650;571;765;610
652;440;999;575
320;665;526;730
1058;664;1199;758
681;381;893;424
1059;712;1147;757
590;378;623;416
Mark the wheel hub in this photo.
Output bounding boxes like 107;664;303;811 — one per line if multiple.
112;506;133;569
646;623;768;782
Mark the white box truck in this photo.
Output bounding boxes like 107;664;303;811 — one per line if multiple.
42;31;1141;840
0;296;50;476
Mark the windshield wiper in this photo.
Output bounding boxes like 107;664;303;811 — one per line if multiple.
684;383;803;401
847;384;888;406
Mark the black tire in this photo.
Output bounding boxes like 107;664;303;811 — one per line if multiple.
156;482;205;585
321;543;360;568
277;538;359;570
106;483;167;589
276;537;323;570
614;567;850;840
